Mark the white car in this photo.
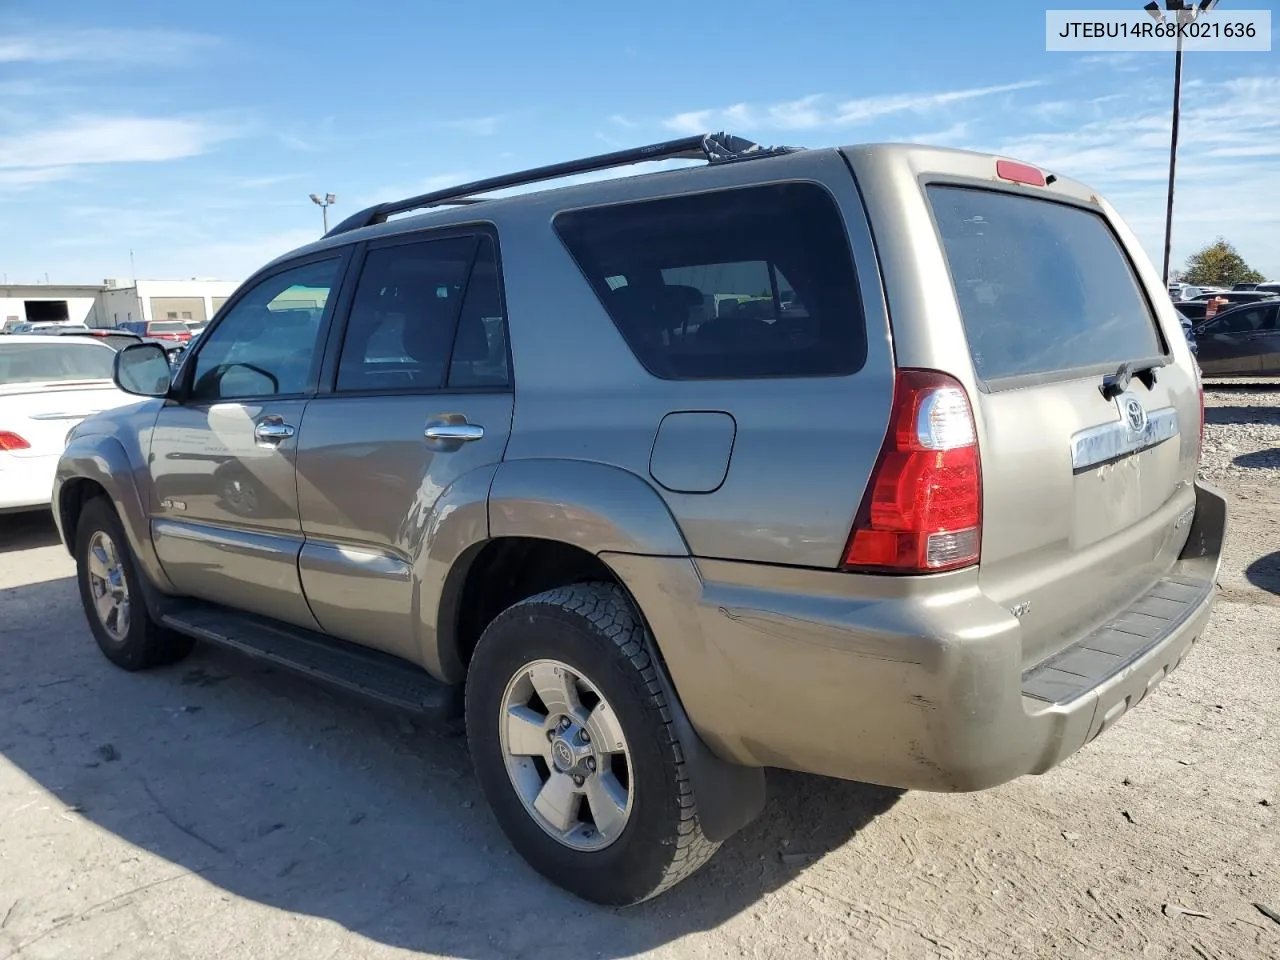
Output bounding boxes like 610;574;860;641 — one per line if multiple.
0;335;143;513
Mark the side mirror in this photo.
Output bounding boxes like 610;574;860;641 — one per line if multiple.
114;342;172;397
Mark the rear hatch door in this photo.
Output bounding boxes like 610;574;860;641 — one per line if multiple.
926;183;1201;669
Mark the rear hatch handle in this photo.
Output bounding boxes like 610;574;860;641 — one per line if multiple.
1099;358;1167;400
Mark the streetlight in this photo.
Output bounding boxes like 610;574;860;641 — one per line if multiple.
1144;0;1220;285
309;192;337;234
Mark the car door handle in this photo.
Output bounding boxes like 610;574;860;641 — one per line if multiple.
424;422;484;442
254;419;296;444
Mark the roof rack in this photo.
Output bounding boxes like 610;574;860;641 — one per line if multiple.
325;132;799;237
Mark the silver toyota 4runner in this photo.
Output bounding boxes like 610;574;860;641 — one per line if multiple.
55;133;1227;905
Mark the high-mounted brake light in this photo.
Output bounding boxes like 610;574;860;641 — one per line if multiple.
995;159;1047;188
0;431;31;451
843;370;982;574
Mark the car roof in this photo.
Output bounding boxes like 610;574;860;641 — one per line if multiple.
251;138;1098;277
0;334;116;347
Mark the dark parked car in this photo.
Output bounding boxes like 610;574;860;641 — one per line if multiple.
1175;308;1197;356
1190;300;1280;376
1178;289;1279;323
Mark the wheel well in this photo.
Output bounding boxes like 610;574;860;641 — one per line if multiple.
451;537;621;670
58;478;109;551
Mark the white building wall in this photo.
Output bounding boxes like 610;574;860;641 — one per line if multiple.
0;291;104;327
100;288;144;327
135;280;242;324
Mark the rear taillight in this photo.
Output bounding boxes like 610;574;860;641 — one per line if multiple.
843;370;982;574
0;431;30;451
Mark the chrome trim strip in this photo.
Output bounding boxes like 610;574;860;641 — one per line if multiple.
152;519;300;556
1071;401;1179;472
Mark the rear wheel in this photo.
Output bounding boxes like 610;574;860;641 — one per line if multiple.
74;497;193;670
465;582;719;905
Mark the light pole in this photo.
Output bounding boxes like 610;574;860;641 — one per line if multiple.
1144;0;1219;285
309;192;337;234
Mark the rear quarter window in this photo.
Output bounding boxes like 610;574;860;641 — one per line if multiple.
554;182;866;380
927;185;1165;383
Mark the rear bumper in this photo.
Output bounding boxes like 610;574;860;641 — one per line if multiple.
0;453;58;512
604;481;1226;792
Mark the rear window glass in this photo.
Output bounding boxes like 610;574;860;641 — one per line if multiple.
927;185;1164;382
554;183;866;380
0;342;115;384
149;321;188;333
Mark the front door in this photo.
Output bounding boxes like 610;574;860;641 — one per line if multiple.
294;232;513;666
1194;305;1267;376
149;254;348;627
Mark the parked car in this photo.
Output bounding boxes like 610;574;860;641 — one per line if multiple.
0;336;143;513
1175;307;1198;357
1190;300;1280;376
1255;281;1280;296
1177;289;1280;323
118;320;192;343
53;135;1225;905
1169;283;1225;301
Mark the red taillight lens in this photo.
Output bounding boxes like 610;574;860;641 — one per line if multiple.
0;431;31;451
843;370;982;573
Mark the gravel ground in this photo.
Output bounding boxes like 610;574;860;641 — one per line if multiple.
0;389;1277;960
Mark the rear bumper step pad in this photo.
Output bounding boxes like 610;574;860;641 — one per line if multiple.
1022;574;1212;705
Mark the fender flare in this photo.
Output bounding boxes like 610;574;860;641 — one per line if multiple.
55;434;178;600
485;459;765;842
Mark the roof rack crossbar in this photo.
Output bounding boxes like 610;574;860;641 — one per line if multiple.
325;132;798;236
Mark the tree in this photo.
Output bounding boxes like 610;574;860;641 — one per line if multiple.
1181;238;1265;287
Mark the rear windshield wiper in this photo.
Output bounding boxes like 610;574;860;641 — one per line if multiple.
1099;358;1166;400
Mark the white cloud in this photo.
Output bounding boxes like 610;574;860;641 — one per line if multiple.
966;76;1280;277
0;28;215;65
441;114;507;136
0;166;76;189
0;116;235;171
663;81;1044;134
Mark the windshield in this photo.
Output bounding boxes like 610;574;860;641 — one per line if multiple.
0;342;116;385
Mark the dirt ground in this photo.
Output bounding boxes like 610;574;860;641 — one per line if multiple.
1;386;1277;960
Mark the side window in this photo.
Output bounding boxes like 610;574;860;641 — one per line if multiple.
189;258;340;402
1213;308;1265;334
336;234;510;392
449;237;509;388
553;182;865;380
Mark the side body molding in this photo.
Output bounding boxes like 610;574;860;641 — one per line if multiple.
487;458;690;557
54;431;178;596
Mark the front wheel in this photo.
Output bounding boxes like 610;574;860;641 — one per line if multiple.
465;583;719;905
74;497;194;671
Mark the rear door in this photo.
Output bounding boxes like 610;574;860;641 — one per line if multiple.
924;184;1200;669
294;231;513;665
1194;306;1266;376
1254;304;1280;374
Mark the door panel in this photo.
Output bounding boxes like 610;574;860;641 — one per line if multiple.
150;399;317;625
294;232;514;665
1194;306;1268;376
295;393;514;661
149;255;348;627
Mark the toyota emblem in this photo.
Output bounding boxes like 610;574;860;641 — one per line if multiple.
1124;397;1147;434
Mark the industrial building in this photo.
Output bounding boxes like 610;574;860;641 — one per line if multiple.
1;278;242;332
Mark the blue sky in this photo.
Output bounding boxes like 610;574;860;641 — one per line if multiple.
1;0;1278;284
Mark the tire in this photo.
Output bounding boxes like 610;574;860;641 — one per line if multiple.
465;582;719;905
74;496;194;671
